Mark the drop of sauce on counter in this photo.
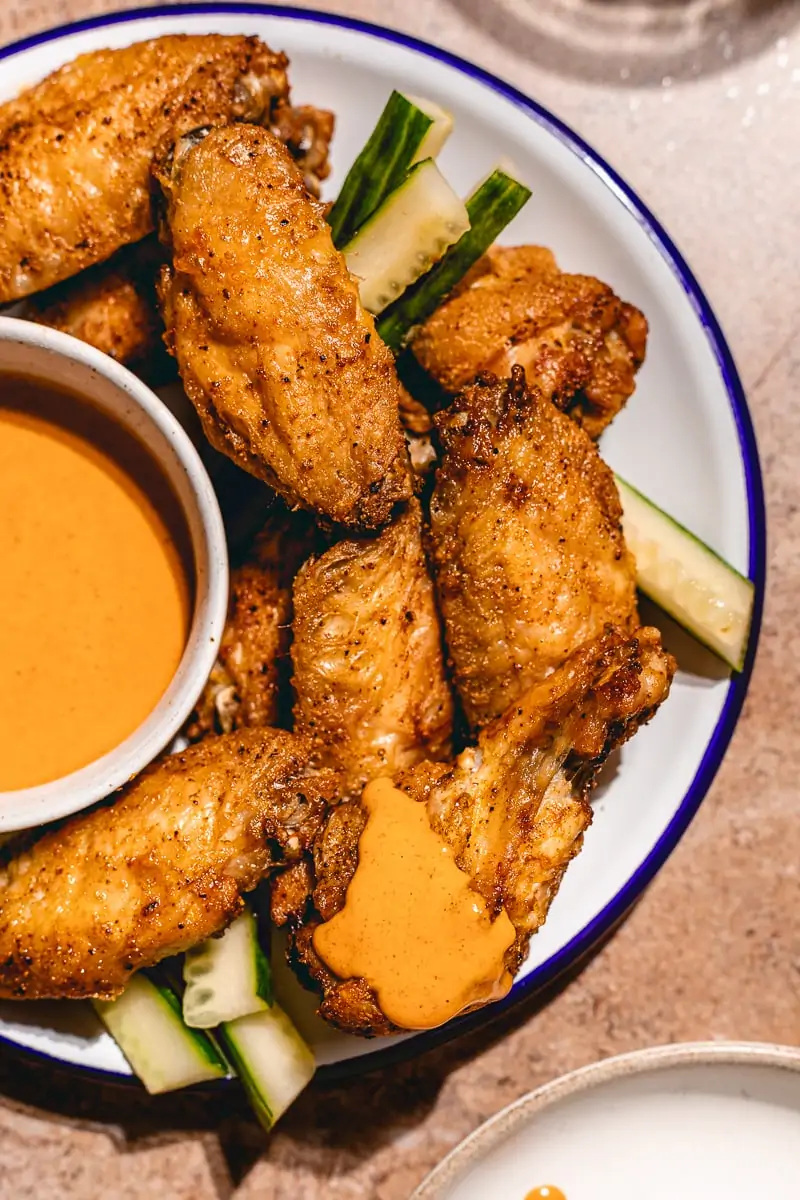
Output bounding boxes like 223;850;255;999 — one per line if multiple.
525;1188;566;1200
0;374;192;790
312;777;516;1030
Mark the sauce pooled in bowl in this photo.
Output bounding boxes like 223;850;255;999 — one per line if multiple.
0;374;193;791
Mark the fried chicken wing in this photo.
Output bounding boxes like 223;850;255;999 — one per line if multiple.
14;96;334;377
0;728;339;1001
21;238;173;385
155;124;411;528
0;35;290;302
187;508;317;741
282;627;675;1035
430;366;639;729
271;102;335;195
291;500;454;796
412;245;648;437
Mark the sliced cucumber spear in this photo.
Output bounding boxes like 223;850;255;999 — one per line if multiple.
615;474;754;671
218;1003;317;1132
377;165;532;351
182;905;272;1029
329;91;454;248
93;974;227;1094
343;158;470;315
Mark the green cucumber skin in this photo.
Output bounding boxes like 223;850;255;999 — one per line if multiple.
615;474;752;581
615;474;754;671
377;169;532;351
218;1026;275;1132
93;973;228;1092
146;976;229;1074
343;158;470;315
254;933;273;1008
329;91;434;248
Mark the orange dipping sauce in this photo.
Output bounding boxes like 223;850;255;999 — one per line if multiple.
313;778;516;1030
0;374;192;791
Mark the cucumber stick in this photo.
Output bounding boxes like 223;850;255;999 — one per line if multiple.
615;475;754;671
182;906;271;1029
218;1003;316;1131
407;95;454;163
344;159;470;315
329;91;453;248
93;974;227;1094
377;166;532;350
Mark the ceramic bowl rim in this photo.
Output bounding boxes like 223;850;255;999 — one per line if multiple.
0;316;229;831
412;1040;800;1197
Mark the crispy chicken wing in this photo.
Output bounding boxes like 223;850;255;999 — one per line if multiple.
16;100;334;377
430;366;639;729
156;124;411;528
21;238;173;385
0;728;339;1001
282;627;675;1035
187;508;317;741
0;35;291;302
412;245;648;437
291;500;454;797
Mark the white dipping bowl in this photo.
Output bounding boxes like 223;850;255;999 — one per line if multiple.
0;316;229;833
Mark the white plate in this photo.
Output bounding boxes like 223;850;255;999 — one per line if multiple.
0;5;765;1082
413;1042;800;1199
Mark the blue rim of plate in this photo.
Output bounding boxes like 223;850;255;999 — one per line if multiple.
0;3;766;1090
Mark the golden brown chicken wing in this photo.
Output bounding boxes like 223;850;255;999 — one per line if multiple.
16;99;335;378
156;124;411;529
0;35;290;302
412;245;648;437
21;238;173;385
430;366;639;729
282;627;674;1035
291;500;454;797
0;728;339;1001
187;508;317;741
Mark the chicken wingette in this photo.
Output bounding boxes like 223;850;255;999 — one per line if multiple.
281;627;675;1035
412;245;648;438
187;508;317;741
156;124;411;529
0;35;292;302
291;500;454;797
430;366;639;729
0;729;339;1000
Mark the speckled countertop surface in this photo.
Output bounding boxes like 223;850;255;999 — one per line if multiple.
0;1;798;1196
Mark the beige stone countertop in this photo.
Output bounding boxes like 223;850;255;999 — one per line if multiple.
0;1;798;1196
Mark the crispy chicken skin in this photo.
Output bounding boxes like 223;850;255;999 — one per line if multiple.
187;509;317;741
16;104;334;378
412;245;648;438
430;366;639;729
156;124;411;529
0;728;339;1001
291;500;454;797
272;103;336;195
0;35;291;302
22;238;173;385
281;627;675;1035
